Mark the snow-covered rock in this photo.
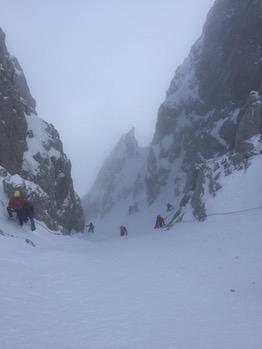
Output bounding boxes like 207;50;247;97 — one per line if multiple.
83;129;148;220
147;0;262;219
0;27;84;232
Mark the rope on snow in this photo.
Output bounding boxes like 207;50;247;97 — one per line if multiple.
174;205;262;225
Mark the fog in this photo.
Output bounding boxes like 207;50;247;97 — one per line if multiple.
0;0;214;196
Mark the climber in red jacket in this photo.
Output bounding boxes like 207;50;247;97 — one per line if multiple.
7;190;26;226
154;215;166;229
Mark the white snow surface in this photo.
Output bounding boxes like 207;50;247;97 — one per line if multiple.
1;157;262;348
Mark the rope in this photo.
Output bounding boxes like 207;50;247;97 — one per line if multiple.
164;211;175;220
0;229;35;247
35;221;62;235
207;205;262;217
171;205;262;225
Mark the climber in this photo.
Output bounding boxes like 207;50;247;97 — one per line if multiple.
154;215;166;229
86;222;95;233
23;200;36;231
167;203;174;212
7;190;26;226
120;225;128;237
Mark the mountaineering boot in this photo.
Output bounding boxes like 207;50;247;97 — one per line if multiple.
30;217;36;231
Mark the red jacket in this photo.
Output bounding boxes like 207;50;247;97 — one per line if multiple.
8;197;26;210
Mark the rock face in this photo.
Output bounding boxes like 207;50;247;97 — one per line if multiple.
0;27;84;232
83;129;148;220
84;0;262;222
147;0;262;219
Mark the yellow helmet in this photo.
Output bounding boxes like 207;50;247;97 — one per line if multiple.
14;190;21;197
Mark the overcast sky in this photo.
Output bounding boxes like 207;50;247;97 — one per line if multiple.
0;0;214;196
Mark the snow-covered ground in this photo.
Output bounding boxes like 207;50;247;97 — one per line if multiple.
1;206;262;348
1;156;262;348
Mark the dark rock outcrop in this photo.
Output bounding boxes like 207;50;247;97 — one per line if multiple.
234;91;262;152
0;28;29;174
198;0;262;108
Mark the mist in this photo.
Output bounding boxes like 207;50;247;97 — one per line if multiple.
0;0;214;195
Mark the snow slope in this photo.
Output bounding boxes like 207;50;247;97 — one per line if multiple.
1;157;262;349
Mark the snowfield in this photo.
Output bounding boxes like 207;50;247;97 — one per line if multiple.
1;207;262;349
1;157;262;348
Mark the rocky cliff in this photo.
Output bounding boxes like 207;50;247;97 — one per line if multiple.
83;129;148;220
84;0;262;222
147;0;262;219
0;27;84;232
